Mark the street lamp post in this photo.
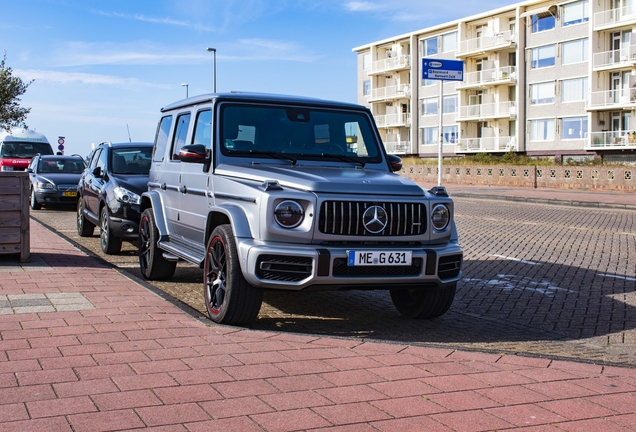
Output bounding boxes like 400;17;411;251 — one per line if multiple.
206;47;217;93
181;83;189;98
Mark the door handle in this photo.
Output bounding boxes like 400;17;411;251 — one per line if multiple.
179;185;187;194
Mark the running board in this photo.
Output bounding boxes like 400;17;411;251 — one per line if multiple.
158;236;206;266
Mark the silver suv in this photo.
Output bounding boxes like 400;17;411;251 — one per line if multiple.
139;92;463;326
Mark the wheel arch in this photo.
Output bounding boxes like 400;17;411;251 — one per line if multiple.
140;191;169;238
205;204;253;245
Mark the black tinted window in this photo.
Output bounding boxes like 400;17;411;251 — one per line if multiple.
170;113;191;160
1;142;53;158
111;147;153;174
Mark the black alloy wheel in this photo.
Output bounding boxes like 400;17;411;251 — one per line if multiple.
138;208;176;280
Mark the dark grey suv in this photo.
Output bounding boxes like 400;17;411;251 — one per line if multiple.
139;92;463;326
77;141;153;254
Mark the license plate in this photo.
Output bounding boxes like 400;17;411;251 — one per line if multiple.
347;250;412;266
62;191;77;197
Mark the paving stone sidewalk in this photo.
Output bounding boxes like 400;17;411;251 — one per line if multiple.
0;221;635;431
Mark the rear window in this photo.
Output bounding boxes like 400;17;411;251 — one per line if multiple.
1;142;53;158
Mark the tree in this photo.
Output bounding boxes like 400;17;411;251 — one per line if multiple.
0;52;33;132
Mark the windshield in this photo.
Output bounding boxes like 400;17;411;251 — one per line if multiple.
1;142;53;158
38;158;85;174
111;147;153;174
220;103;382;164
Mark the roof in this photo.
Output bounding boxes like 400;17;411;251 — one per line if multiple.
0;128;50;143
97;141;153;148
160;91;366;113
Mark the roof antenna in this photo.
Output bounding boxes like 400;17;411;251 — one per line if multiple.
126;124;132;142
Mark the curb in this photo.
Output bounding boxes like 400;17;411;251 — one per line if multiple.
450;192;636;211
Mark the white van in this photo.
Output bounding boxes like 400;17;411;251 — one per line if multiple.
0;129;53;171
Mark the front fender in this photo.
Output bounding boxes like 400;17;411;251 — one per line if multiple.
140;191;169;238
206;203;253;240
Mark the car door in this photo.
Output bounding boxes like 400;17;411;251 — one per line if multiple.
84;148;107;221
164;112;191;237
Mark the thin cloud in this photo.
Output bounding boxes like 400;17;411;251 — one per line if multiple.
13;69;167;88
92;10;216;32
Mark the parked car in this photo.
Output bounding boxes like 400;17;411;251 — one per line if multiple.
138;92;463;326
26;154;86;209
77;141;153;254
0;129;53;171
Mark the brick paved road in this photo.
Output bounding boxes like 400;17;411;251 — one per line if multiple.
31;198;636;366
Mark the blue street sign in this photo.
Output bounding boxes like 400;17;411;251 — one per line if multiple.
422;58;464;81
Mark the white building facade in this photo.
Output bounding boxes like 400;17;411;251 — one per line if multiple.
353;0;636;164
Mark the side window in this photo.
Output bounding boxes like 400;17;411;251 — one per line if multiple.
170;113;192;160
192;109;212;150
96;148;107;173
89;149;102;169
153;116;173;163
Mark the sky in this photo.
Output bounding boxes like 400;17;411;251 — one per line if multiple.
3;0;511;157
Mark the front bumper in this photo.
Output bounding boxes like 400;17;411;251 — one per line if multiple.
107;204;142;240
238;240;463;291
34;190;77;205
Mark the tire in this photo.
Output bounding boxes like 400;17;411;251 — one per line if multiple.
30;189;42;210
100;206;122;254
139;208;176;280
390;284;456;319
203;224;263;326
77;198;95;237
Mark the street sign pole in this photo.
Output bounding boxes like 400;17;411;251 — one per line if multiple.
422;58;464;187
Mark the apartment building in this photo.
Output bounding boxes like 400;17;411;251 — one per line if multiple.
353;0;636;164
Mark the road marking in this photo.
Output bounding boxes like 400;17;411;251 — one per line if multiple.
596;273;636;282
463;274;573;296
490;254;540;265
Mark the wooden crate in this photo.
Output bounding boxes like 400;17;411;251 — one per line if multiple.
0;172;30;262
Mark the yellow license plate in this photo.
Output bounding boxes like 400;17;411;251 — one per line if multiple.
63;191;77;197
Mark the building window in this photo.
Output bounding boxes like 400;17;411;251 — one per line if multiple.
442;95;458;113
422;97;438;115
530;119;555;141
422;127;438;144
562;117;588;139
422;79;436;86
532;14;556;33
561;77;588;102
563;0;589;27
530;82;555;105
363;80;371;97
531;45;556;68
562;38;588;64
363;53;371;70
442;126;458;143
424;37;438;56
441;32;457;53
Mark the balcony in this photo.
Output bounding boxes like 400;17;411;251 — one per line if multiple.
374;113;411;128
456;66;516;89
457;101;517;121
456;31;515;57
587;89;636;110
369;55;411;75
588;130;636;150
383;140;410;154
592;47;636;71
455;136;516;153
594;6;635;30
368;84;411;102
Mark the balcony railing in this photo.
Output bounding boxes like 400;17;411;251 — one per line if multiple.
588;89;636;109
457;101;517;120
368;84;410;101
592;47;636;70
457;31;515;56
383;140;410;154
370;55;411;74
594;5;635;29
374;113;411;128
455;136;516;153
588;130;636;149
456;66;516;88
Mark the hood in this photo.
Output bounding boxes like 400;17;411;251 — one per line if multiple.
38;173;83;185
111;174;149;195
215;163;425;196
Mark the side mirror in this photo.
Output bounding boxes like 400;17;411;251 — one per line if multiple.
179;144;209;164
387;154;402;172
92;166;102;178
26;168;33;173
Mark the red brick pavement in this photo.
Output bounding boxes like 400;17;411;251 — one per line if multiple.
0;221;634;431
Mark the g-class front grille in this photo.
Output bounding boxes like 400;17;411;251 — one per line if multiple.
319;201;426;236
256;255;313;282
438;254;462;280
332;257;423;277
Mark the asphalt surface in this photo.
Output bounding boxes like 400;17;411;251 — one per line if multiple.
29;189;636;367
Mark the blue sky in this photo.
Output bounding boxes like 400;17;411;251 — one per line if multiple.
4;0;510;157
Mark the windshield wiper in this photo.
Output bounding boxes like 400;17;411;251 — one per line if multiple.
315;153;365;168
228;149;297;165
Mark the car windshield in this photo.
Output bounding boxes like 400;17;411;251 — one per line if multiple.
1;142;53;158
38;158;85;174
111;147;153;174
219;103;382;164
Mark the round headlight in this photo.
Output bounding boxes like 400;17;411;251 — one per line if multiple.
431;204;450;231
274;200;304;229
